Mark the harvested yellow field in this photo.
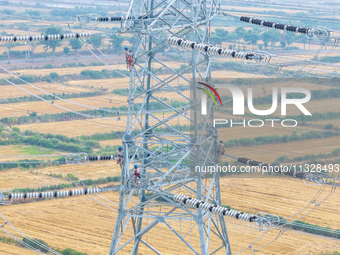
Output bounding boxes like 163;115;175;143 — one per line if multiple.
228;80;333;92
68;66;272;91
0;83;92;99
0;74;331;107
99;139;121;147
217;123;311;141
5;44;65;54
223;6;307;14
285;63;340;76
0;242;37;255
72;94;128;107
211;69;267;78
220;178;340;230
100;136;188;149
1;178;340;254
283;51;340;60
245;98;340;116
4;20;48;25
1;6;339;254
1;61;184;78
14;118;126;136
0;29;38;36
0;160;122;191
0;95;128;117
1;65;122;78
0;154;60;163
69;74;185;90
0;167;68;190
40;161;122;182
155;90;189;100
94;23;121;29
68;77;130;89
226;135;340;163
0;193;119;254
0;6;50;13
14;111;189;136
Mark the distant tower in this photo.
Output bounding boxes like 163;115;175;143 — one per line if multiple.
109;0;231;254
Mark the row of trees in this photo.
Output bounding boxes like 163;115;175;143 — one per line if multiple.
21;237;90;254
210;27;312;50
223;130;340;148
0;127;100;153
4;26;128;62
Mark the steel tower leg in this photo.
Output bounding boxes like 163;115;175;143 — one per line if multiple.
132;0;154;253
109;0;229;254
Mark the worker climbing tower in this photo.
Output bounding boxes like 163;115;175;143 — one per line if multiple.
109;0;231;254
1;2;340;254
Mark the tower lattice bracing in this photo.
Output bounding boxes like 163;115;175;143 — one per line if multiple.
109;0;231;254
0;2;340;255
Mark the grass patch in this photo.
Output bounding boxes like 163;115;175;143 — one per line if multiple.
0;235;89;254
17;145;55;155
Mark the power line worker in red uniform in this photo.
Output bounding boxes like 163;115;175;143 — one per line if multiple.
125;47;135;71
133;164;141;187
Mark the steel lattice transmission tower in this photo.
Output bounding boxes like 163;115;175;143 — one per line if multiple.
109;0;230;254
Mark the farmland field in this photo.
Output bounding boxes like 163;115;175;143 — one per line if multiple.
14;118;127;136
245;98;340;115
14;112;189;136
226;136;340;162
0;0;340;254
217;124;313;140
1;178;340;255
99;139;122;147
0;83;92;98
0;94;129;116
3;74;340;255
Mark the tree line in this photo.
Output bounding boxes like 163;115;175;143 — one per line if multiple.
3;25;130;62
0;91;105;105
210;27;314;51
0;235;89;254
0;99;186;125
280;219;340;240
0;68;129;86
273;147;340;165
0;128;99;154
223;130;340;148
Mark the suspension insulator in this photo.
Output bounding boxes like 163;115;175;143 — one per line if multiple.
0;32;94;43
173;193;260;223
240;16;312;35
